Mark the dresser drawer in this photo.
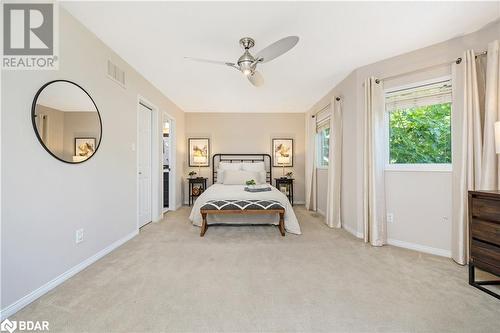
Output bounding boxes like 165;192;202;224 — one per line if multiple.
471;219;500;246
470;239;500;269
471;197;500;223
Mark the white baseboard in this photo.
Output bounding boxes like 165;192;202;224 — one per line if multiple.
387;238;451;258
0;230;138;320
342;224;363;239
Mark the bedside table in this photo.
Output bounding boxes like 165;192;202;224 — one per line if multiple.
275;178;294;206
188;177;207;206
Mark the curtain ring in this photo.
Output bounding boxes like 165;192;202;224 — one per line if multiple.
335;97;340;101
456;57;462;64
375;79;380;84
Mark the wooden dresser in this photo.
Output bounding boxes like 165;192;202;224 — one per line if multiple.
468;190;500;299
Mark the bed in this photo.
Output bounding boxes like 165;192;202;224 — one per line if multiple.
189;154;301;235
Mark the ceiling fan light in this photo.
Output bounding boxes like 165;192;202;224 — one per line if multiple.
242;69;252;76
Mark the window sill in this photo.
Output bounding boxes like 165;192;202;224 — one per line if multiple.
385;164;452;172
316;166;329;170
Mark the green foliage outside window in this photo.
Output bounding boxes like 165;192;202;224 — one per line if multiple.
318;127;330;167
389;103;451;164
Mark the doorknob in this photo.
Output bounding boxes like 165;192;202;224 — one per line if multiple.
138;171;142;175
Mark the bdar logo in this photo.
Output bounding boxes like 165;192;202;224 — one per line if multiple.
0;319;17;333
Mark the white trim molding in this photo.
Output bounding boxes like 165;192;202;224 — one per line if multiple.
387;238;451;258
385;163;452;172
342;224;363;239
0;231;138;320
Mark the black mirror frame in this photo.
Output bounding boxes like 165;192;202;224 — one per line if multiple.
31;79;103;164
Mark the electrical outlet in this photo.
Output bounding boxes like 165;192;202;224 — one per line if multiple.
387;213;394;224
75;229;84;244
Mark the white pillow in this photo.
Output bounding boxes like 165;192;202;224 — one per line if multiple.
222;170;262;185
241;162;265;172
219;162;242;170
258;170;267;184
215;168;225;184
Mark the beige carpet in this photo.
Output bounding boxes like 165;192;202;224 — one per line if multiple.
11;206;500;332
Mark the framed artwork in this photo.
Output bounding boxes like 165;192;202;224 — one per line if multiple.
188;138;210;167
272;138;293;167
74;137;96;158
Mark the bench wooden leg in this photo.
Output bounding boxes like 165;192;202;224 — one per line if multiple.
200;212;208;237
279;212;285;236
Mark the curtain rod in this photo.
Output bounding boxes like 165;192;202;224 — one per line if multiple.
372;50;488;84
311;97;340;118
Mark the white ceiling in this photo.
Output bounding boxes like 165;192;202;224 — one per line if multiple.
37;81;97;112
62;1;499;113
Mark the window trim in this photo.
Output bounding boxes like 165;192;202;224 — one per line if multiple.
385;163;452;172
384;76;452;172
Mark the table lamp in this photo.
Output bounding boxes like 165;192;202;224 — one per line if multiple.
277;155;290;177
193;155;207;177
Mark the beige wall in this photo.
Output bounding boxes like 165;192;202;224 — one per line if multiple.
1;8;186;311
307;21;500;253
62;112;101;160
35;105;65;157
185;113;305;204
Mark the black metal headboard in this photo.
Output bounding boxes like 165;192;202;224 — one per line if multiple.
212;154;272;184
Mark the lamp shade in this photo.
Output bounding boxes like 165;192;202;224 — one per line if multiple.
193;155;207;164
495;121;500;154
277;156;290;165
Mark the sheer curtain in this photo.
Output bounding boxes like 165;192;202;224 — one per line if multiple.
481;40;500;190
305;112;317;211
325;97;342;228
451;50;485;265
363;77;386;246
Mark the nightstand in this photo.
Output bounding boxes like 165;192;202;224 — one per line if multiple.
275;178;294;205
188;177;207;206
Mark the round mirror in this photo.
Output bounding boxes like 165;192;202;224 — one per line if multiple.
32;80;102;163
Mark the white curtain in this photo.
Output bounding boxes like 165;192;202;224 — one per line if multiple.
363;77;387;246
325;97;342;228
305;112;317;211
451;50;486;265
481;40;500;190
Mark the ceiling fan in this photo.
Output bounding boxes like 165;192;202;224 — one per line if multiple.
185;36;299;87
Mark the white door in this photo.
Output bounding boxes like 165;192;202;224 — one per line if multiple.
138;102;152;227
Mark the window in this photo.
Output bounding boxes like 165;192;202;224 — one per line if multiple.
385;78;452;170
315;107;330;168
317;127;330;167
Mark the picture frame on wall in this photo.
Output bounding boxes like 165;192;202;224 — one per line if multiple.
74;137;96;158
272;138;293;167
188;138;210;167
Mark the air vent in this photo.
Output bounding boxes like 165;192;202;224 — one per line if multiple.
107;60;126;87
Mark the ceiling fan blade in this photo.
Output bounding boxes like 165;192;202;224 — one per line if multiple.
248;71;264;87
255;36;299;63
184;57;235;67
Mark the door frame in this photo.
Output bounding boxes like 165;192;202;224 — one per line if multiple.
162;111;176;213
136;95;162;229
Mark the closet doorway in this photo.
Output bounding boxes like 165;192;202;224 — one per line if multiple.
162;111;176;213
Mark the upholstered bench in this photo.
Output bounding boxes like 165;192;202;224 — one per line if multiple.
199;200;285;237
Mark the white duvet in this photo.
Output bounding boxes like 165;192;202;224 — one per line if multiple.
189;184;301;234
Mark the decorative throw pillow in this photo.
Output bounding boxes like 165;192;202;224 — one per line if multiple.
218;162;242;170
222;170;262;185
241;162;265;172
